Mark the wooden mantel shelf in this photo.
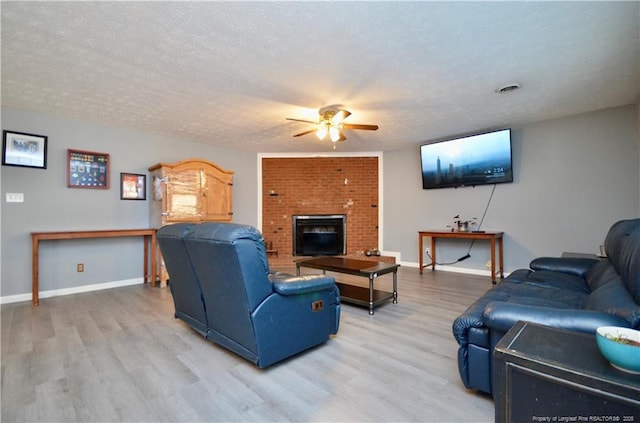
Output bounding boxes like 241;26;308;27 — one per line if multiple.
31;229;157;306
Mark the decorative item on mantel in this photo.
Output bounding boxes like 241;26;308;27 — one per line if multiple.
448;215;477;232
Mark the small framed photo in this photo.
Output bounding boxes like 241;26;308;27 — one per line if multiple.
2;130;48;169
120;173;146;200
67;149;110;189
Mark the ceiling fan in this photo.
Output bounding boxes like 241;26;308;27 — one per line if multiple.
286;106;379;145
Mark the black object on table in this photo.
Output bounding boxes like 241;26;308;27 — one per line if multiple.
493;321;640;423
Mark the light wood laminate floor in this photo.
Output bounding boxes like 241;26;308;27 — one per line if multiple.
1;266;495;422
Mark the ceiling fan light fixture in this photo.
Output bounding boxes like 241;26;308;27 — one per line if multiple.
287;106;378;147
329;126;341;142
316;125;328;140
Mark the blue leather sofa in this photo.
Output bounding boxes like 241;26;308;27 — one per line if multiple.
452;218;640;395
157;222;341;368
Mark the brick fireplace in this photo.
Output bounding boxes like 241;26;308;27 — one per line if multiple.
262;156;379;267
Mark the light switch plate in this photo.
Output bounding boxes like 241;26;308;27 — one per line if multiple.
6;193;24;203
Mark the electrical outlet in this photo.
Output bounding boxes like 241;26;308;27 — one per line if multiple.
425;247;431;256
6;193;24;203
485;260;492;269
77;263;84;272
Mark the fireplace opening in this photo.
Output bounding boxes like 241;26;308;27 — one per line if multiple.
293;215;346;256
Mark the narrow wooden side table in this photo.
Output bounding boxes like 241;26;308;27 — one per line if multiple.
31;229;157;306
418;230;504;283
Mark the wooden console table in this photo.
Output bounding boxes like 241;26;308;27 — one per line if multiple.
31;229;157;306
418;230;504;283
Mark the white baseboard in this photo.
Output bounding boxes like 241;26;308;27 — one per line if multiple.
400;260;509;278
380;250;401;262
1;278;145;305
376;251;503;278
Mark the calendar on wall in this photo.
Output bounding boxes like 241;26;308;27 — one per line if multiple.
67;149;110;189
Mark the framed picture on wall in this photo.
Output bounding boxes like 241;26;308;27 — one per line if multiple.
120;173;146;200
2;130;48;169
67;149;110;189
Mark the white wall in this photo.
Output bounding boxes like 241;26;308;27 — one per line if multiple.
383;104;640;272
1;107;258;300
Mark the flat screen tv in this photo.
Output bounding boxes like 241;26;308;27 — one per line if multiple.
420;128;513;189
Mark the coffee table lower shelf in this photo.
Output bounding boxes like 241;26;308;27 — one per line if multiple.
335;282;395;310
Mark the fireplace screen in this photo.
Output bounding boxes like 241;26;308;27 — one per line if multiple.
293;215;346;256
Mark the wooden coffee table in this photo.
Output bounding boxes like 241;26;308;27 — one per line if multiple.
296;256;399;315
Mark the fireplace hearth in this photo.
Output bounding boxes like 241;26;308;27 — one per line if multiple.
293;215;346;256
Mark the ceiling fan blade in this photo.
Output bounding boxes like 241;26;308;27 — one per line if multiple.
331;110;351;125
337;131;347;142
286;117;317;124
292;128;317;137
342;123;379;131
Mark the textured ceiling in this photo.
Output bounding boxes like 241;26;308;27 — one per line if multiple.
2;1;639;153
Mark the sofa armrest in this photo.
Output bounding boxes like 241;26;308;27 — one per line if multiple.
271;274;337;296
530;257;598;278
452;310;486;345
483;301;630;335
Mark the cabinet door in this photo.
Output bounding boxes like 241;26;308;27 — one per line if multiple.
164;169;202;223
201;167;233;221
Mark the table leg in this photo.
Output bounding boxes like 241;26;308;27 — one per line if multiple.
151;231;157;286
392;270;398;304
32;236;39;306
491;237;497;284
369;274;375;315
144;235;149;283
419;233;424;274
431;237;436;271
498;236;504;279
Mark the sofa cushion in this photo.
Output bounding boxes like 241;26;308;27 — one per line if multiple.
500;266;590;294
530;257;598;278
605;218;640;303
501;268;534;283
189;222;272;276
504;282;587;308
585;259;620;291
604;219;638;262
583;278;640;328
519;269;590;294
452;279;585;346
619;226;640;304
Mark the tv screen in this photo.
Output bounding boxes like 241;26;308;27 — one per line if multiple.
420;128;513;189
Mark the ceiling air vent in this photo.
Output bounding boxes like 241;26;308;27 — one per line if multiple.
495;83;521;94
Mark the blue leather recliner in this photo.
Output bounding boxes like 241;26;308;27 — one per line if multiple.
452;218;640;395
157;222;341;368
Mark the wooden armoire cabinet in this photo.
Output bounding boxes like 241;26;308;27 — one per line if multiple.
148;158;234;285
149;158;234;225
